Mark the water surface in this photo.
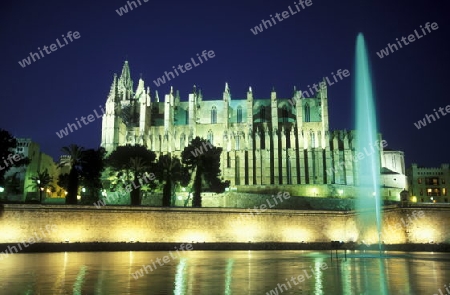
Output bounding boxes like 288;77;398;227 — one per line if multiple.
0;250;449;294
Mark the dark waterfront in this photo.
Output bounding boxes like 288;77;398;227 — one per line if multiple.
1;250;449;294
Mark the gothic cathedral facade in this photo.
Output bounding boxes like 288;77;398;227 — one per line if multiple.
101;61;407;198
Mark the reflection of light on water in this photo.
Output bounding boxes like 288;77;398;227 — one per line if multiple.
224;258;234;295
340;260;351;295
314;259;324;295
282;227;312;242
173;258;187;295
377;259;388;295
72;265;87;295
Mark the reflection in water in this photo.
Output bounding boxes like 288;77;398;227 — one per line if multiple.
0;251;449;294
224;258;234;295
313;259;324;295
174;258;187;295
377;259;388;295
73;265;87;295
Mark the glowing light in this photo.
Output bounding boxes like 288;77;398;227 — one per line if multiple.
180;231;210;243
282;227;312;242
411;196;417;203
77;195;81;200
174;258;188;295
0;186;5;192
0;226;21;241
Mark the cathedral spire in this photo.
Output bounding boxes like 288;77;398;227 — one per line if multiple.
108;74;118;99
225;82;230;94
118;60;133;100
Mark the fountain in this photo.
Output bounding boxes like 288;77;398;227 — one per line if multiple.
354;33;382;254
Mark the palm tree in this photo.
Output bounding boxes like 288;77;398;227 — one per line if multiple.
106;145;156;206
181;137;228;207
60;144;85;204
29;169;53;203
155;154;189;207
79;148;106;204
128;157;150;205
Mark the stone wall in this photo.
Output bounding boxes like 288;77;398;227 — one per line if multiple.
0;204;448;246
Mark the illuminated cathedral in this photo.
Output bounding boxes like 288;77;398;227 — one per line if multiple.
101;61;407;198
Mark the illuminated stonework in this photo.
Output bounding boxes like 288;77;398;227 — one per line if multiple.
101;61;406;198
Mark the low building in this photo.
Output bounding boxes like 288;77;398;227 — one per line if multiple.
407;163;449;203
4;138;64;201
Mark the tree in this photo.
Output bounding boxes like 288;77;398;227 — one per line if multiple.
29;169;53;203
79;147;106;204
106;145;156;206
155;153;190;207
181;137;228;207
60;144;85;204
0;128;29;187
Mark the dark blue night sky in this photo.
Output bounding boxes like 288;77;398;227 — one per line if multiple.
0;0;448;167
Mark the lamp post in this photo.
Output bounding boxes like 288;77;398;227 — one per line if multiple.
0;186;4;202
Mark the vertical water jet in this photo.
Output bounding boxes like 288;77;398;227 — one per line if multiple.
354;33;382;254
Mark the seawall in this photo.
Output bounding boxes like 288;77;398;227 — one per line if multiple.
0;204;449;251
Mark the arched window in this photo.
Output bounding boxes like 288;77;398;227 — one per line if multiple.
207;130;214;145
237;106;243;123
211;106;217;124
180;134;185;150
260;106;266;122
282;106;289;123
304;104;310;122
